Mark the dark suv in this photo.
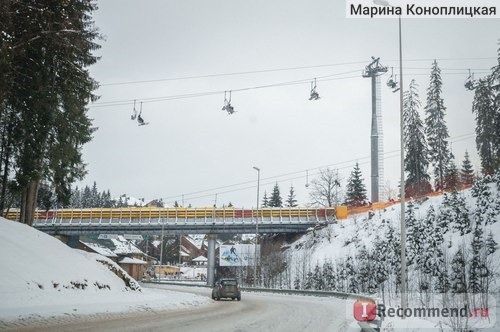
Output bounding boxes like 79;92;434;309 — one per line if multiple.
212;278;241;301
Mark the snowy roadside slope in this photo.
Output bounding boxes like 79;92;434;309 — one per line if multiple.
0;218;210;324
287;185;500;278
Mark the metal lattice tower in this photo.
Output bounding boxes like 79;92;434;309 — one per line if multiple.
362;57;387;203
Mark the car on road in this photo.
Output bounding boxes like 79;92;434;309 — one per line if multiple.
212;278;241;301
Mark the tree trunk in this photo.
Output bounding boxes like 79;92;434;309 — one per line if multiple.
19;179;39;226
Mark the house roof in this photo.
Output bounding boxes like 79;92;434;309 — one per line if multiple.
119;257;147;265
192;255;208;262
80;241;118;258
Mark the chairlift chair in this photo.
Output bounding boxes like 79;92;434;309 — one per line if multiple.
131;100;138;120
222;91;235;115
386;68;400;92
309;78;320;101
137;102;149;126
464;69;477;91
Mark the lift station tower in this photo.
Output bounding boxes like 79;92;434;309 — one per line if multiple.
363;57;387;203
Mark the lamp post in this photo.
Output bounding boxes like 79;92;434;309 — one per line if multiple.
373;0;407;312
252;166;260;286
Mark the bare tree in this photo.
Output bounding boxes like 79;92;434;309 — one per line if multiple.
382;179;398;201
308;168;342;207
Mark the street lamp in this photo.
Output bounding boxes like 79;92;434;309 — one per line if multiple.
373;0;407;312
253;166;260;286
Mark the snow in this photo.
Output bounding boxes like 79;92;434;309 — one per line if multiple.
119;257;147;265
80;240;118;257
285;184;500;331
0;218;210;326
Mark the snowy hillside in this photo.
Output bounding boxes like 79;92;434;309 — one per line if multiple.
0;218;209;326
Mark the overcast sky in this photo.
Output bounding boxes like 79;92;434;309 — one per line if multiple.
80;0;499;207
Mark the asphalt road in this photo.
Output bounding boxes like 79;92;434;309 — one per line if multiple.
15;284;356;332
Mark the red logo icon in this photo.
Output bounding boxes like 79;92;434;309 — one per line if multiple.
353;299;377;321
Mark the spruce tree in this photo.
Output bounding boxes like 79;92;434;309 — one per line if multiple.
286;185;298;207
3;0;100;224
344;162;367;206
469;222;484;293
425;60;452;191
450;249;467;293
460;151;475;186
404;80;432;197
472;78;498;175
443;158;459;190
312;263;324;290
261;191;269;208
269;183;282;207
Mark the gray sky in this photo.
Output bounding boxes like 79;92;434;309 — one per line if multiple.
80;0;499;207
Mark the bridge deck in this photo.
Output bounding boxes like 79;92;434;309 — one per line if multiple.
5;207;336;235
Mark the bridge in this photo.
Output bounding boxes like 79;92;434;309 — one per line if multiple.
4;206;337;286
7;207;337;235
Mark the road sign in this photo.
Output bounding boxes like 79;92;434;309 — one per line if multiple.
98;234;119;240
123;234;144;240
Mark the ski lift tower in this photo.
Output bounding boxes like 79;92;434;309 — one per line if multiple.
362;57;387;203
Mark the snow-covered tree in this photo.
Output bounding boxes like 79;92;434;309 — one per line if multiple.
472;176;498;226
450;248;467;293
460;151;475;187
403;80;432;197
344;162;367;206
312;263;324;290
406;201;425;266
322;260;336;291
469;222;484;293
425;60;452;191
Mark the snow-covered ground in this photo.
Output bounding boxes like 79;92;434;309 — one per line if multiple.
0;218;210;328
284;183;500;331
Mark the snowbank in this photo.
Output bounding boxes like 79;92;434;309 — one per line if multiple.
0;218;210;324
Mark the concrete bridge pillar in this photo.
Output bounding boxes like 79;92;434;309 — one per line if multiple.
207;233;217;286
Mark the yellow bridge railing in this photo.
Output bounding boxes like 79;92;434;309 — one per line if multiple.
5;207;338;222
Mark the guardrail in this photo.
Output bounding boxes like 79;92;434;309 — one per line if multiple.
143;280;382;331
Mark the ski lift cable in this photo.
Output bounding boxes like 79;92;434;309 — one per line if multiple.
90;69;490;110
99;57;495;87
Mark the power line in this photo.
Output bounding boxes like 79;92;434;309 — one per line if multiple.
162;133;475;205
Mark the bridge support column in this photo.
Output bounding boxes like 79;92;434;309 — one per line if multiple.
207;233;217;286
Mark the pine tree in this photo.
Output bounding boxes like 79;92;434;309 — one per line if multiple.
472;177;497;226
312;263;324;290
4;0;100;224
449;190;471;236
406;201;425;266
485;231;498;256
469;222;484;293
460;151;475;187
286;185;298;207
322;260;336;291
472;78;499;175
443;158;459;191
450;249;467;293
269;183;282;207
404;80;432;197
344;162;367;206
261;191;269;208
425;60;452;191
